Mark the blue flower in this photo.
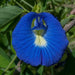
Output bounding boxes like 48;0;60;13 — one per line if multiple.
12;12;69;66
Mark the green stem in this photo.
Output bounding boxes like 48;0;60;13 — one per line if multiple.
51;66;54;75
4;55;17;72
14;0;29;12
21;0;33;9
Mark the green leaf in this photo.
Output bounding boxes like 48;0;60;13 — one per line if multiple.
2;16;20;33
37;66;44;75
0;48;15;68
72;50;75;57
55;0;64;3
0;54;10;68
5;69;15;75
0;48;9;60
59;52;67;62
0;69;3;75
0;5;23;28
40;0;46;6
20;62;26;75
61;15;75;26
0;33;8;47
0;21;13;32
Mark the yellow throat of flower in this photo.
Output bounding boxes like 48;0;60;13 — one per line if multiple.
34;30;47;47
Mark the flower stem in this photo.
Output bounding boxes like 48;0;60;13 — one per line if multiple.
51;66;54;75
4;55;17;72
14;0;29;12
21;0;33;9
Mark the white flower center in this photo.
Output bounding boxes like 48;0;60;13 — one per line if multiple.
34;35;47;47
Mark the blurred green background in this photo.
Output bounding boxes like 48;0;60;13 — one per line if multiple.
0;0;75;75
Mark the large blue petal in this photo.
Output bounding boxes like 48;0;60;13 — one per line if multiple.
12;12;41;66
40;12;69;66
12;12;69;66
